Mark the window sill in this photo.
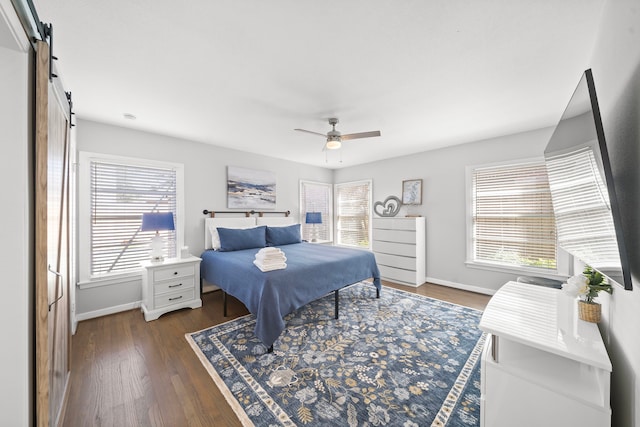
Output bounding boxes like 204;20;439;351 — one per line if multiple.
77;270;143;289
465;260;569;282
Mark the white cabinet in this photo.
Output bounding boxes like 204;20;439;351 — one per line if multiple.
372;217;425;286
479;281;611;427
141;256;202;321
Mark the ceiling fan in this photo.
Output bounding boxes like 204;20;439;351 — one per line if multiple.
295;118;381;150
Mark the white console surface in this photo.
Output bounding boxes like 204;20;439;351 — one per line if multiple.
479;281;611;371
479;281;612;427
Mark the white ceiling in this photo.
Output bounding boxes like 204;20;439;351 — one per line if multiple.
33;0;604;169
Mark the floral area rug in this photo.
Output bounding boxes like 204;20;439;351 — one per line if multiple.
186;282;486;426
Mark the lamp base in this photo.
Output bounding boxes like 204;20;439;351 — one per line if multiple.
150;233;164;262
310;224;319;243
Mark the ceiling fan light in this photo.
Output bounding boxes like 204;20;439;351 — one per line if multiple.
326;138;341;150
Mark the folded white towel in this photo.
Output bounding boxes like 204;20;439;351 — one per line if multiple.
255;248;286;261
255;253;287;263
255;256;287;266
253;260;287;272
258;247;282;255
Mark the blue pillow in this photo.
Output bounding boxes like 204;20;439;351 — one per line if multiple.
217;226;266;252
266;224;302;246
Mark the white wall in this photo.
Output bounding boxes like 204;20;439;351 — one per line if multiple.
0;3;33;425
75;119;333;317
334;126;554;294
589;0;640;425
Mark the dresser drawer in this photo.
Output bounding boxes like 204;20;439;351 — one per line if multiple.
375;252;417;270
379;265;422;285
153;264;195;281
372;240;417;257
372;218;417;231
373;228;416;244
154;276;195;295
154;288;195;309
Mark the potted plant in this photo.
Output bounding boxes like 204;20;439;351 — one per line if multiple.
562;265;613;322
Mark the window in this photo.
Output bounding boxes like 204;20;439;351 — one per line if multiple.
469;161;558;271
78;152;184;281
335;180;372;249
299;180;333;242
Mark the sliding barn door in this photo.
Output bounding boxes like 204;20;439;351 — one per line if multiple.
35;39;71;427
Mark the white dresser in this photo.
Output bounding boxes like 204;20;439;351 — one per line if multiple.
479;281;611;427
141;256;202;321
372;217;425;286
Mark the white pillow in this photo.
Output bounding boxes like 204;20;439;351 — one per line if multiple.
256;217;295;227
205;218;257;250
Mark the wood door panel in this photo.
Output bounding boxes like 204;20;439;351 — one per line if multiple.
35;39;71;427
35;39;51;427
48;84;71;426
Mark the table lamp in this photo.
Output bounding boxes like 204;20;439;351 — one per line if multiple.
141;212;175;262
305;212;322;242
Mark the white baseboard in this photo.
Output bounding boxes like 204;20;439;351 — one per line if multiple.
75;301;142;322
425;277;497;296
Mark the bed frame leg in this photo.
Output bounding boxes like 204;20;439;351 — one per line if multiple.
376;287;380;299
223;291;228;317
267;345;273;353
335;290;339;319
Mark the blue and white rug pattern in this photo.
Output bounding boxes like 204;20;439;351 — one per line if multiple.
187;282;486;426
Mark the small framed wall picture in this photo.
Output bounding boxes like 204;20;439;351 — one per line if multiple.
402;179;422;205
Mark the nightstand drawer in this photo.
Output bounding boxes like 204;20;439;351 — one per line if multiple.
154;276;195;294
153;264;195;281
154;288;195;309
141;256;202;321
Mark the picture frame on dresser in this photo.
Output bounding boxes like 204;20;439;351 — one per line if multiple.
401;179;422;205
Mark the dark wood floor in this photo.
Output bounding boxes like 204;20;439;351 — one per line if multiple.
61;281;491;426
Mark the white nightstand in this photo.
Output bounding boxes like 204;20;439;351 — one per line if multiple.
141;256;202;321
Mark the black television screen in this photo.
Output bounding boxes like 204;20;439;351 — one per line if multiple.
544;69;632;290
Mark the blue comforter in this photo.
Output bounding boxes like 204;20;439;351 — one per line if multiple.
200;242;381;347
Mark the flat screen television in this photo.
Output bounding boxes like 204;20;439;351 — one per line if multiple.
544;69;632;290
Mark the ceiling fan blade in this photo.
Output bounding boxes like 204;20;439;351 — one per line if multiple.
294;128;327;137
341;130;381;141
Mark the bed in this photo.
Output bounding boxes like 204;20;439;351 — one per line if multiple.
200;216;381;350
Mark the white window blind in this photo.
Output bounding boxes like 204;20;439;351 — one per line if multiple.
90;160;177;276
335;180;371;248
545;146;620;269
299;180;333;242
472;162;557;270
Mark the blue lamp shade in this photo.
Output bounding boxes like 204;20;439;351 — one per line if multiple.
305;212;322;224
141;212;175;232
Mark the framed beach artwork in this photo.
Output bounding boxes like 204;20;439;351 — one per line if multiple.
402;179;422;205
227;166;276;209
